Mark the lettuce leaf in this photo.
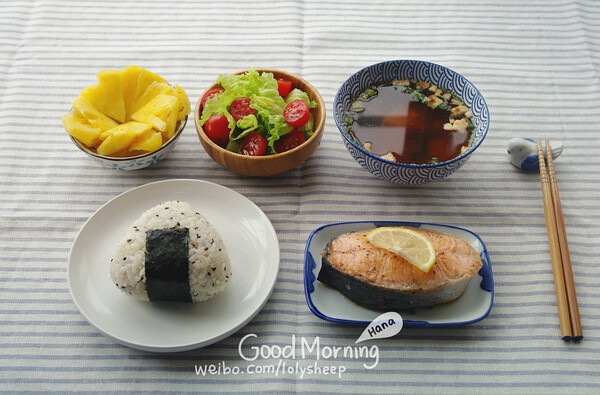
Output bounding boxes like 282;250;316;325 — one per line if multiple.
302;113;315;138
231;114;261;140
265;114;293;152
198;89;236;133
284;88;317;108
250;93;292;153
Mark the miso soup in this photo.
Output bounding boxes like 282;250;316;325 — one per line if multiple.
343;79;475;164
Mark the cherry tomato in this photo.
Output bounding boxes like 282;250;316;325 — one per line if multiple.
277;79;293;97
204;114;230;147
240;131;267;156
200;87;224;108
283;100;310;127
229;97;256;121
274;129;306;153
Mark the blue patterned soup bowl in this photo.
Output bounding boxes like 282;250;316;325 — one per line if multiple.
69;116;187;171
333;60;489;184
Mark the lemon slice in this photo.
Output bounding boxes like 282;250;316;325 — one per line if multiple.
365;227;436;272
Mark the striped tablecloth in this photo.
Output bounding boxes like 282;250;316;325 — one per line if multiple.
1;0;599;393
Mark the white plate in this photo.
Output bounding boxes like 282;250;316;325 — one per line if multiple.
304;221;493;326
68;179;279;352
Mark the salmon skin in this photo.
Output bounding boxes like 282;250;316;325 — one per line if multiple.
318;227;483;310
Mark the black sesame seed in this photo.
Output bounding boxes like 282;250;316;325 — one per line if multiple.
156;214;159;217
196;234;200;238
207;272;211;276
194;227;198;230
127;239;131;242
210;239;214;244
165;207;169;209
211;267;216;271
123;257;126;261
176;222;180;226
204;247;208;251
218;248;221;252
121;286;126;289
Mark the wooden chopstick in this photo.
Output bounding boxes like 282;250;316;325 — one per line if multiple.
537;140;572;341
545;139;583;341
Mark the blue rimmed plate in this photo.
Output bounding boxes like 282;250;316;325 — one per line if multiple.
304;221;493;326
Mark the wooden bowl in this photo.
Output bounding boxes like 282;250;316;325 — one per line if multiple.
194;69;325;176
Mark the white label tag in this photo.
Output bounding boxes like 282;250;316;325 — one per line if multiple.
355;312;403;343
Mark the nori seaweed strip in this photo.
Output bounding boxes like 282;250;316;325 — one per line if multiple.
145;227;191;302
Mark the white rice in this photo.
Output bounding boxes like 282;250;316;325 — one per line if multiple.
109;200;231;302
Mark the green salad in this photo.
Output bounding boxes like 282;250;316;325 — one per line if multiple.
199;69;318;156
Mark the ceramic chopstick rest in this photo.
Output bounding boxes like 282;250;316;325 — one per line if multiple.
507;137;563;171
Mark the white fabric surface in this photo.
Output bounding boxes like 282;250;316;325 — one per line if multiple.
1;0;599;393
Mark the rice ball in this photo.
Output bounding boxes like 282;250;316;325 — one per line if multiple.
109;201;231;302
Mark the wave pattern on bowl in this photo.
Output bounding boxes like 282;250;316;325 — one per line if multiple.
334;59;489;184
343;139;469;184
89;151;170;171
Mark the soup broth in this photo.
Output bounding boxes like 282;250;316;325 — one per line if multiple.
344;80;474;164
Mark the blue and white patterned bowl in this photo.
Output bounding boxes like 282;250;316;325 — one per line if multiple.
333;60;489;184
70;116;187;171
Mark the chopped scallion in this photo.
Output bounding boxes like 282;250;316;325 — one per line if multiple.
364;88;378;97
351;101;365;112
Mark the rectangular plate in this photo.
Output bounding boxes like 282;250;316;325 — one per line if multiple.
304;221;494;326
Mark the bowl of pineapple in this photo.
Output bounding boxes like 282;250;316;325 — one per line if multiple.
62;66;191;171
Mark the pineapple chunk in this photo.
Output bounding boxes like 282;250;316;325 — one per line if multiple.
129;130;163;152
162;92;180;139
131;94;179;137
173;85;191;121
127;81;173;118
164;103;179;139
98;126;115;141
121;65;166;119
80;69;126;123
62;112;102;148
97;121;152;156
64;66;188;158
72;95;118;132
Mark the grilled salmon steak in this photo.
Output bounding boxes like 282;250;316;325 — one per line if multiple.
318;228;483;309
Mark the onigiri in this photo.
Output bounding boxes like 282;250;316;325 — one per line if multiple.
109;200;231;302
